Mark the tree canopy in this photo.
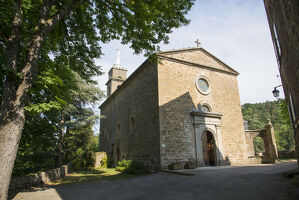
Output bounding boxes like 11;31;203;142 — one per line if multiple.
0;0;194;198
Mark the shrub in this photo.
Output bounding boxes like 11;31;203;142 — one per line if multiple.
100;156;108;168
100;155;113;168
115;159;150;175
71;148;95;170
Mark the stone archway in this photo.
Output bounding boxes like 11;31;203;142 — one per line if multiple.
192;111;223;167
202;131;216;166
244;120;278;164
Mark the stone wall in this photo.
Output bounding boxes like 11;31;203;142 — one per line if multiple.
94;152;107;168
264;0;299;167
107;67;127;96
157;48;248;169
244;130;260;157
99;60;160;169
244;121;278;164
9;165;69;191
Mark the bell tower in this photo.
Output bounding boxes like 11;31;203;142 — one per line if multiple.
106;50;127;96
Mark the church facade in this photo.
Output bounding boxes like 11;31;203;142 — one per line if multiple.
99;47;252;169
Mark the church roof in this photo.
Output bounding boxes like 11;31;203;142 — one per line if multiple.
100;47;239;109
158;47;239;75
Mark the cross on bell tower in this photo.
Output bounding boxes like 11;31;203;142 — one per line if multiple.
195;39;201;47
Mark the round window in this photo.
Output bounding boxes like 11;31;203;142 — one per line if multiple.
195;75;211;95
198;79;209;92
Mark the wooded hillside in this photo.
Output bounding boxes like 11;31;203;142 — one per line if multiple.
242;99;294;151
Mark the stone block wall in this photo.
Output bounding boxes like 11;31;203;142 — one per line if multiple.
244;121;278;164
244;130;261;157
100;60;160;169
264;0;299;167
9;165;69;191
94;152;107;168
157;49;248;168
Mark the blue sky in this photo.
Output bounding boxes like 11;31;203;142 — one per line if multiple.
94;0;282;108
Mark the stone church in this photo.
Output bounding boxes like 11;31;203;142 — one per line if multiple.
99;46;278;170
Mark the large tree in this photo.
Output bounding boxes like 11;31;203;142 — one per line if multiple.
0;0;194;198
13;69;103;177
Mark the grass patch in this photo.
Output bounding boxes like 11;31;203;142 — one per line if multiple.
278;158;297;162
51;167;139;185
116;159;150;175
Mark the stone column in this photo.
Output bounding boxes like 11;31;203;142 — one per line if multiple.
215;125;224;165
194;124;204;167
265;120;278;163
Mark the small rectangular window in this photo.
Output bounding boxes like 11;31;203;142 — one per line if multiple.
130;117;135;135
117;124;120;135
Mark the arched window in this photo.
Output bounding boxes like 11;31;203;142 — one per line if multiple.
201;105;210;113
198;104;211;112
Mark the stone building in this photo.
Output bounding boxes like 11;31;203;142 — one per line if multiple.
99;47;277;169
263;0;299;167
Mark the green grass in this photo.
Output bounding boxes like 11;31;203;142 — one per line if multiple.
51;167;139;185
277;158;297;162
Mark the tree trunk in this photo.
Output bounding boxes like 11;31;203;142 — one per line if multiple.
0;1;83;199
0;86;25;200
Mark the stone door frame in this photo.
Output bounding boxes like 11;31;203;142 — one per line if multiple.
202;130;217;166
191;111;223;167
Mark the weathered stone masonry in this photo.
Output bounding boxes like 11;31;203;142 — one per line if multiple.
264;0;299;167
100;60;161;169
99;47;277;170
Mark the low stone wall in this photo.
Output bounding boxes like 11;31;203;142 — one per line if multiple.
9;165;69;191
94;152;107;168
247;156;262;164
278;150;296;159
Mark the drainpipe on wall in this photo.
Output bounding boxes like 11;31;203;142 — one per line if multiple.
192;114;198;168
111;98;115;162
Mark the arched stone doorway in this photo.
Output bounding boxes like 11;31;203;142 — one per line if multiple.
202;131;216;166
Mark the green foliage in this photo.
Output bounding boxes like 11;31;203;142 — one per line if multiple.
254;137;264;153
242;99;294;151
13;69;103;176
71;148;95;171
100;155;113;168
24;101;62;113
12;112;58;177
100;156;108;168
88;134;99;153
0;0;194;92
116;159;150;175
3;0;194;178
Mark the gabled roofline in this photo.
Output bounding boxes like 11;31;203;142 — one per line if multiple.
100;47;240;109
158;54;239;76
158;47;239;75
